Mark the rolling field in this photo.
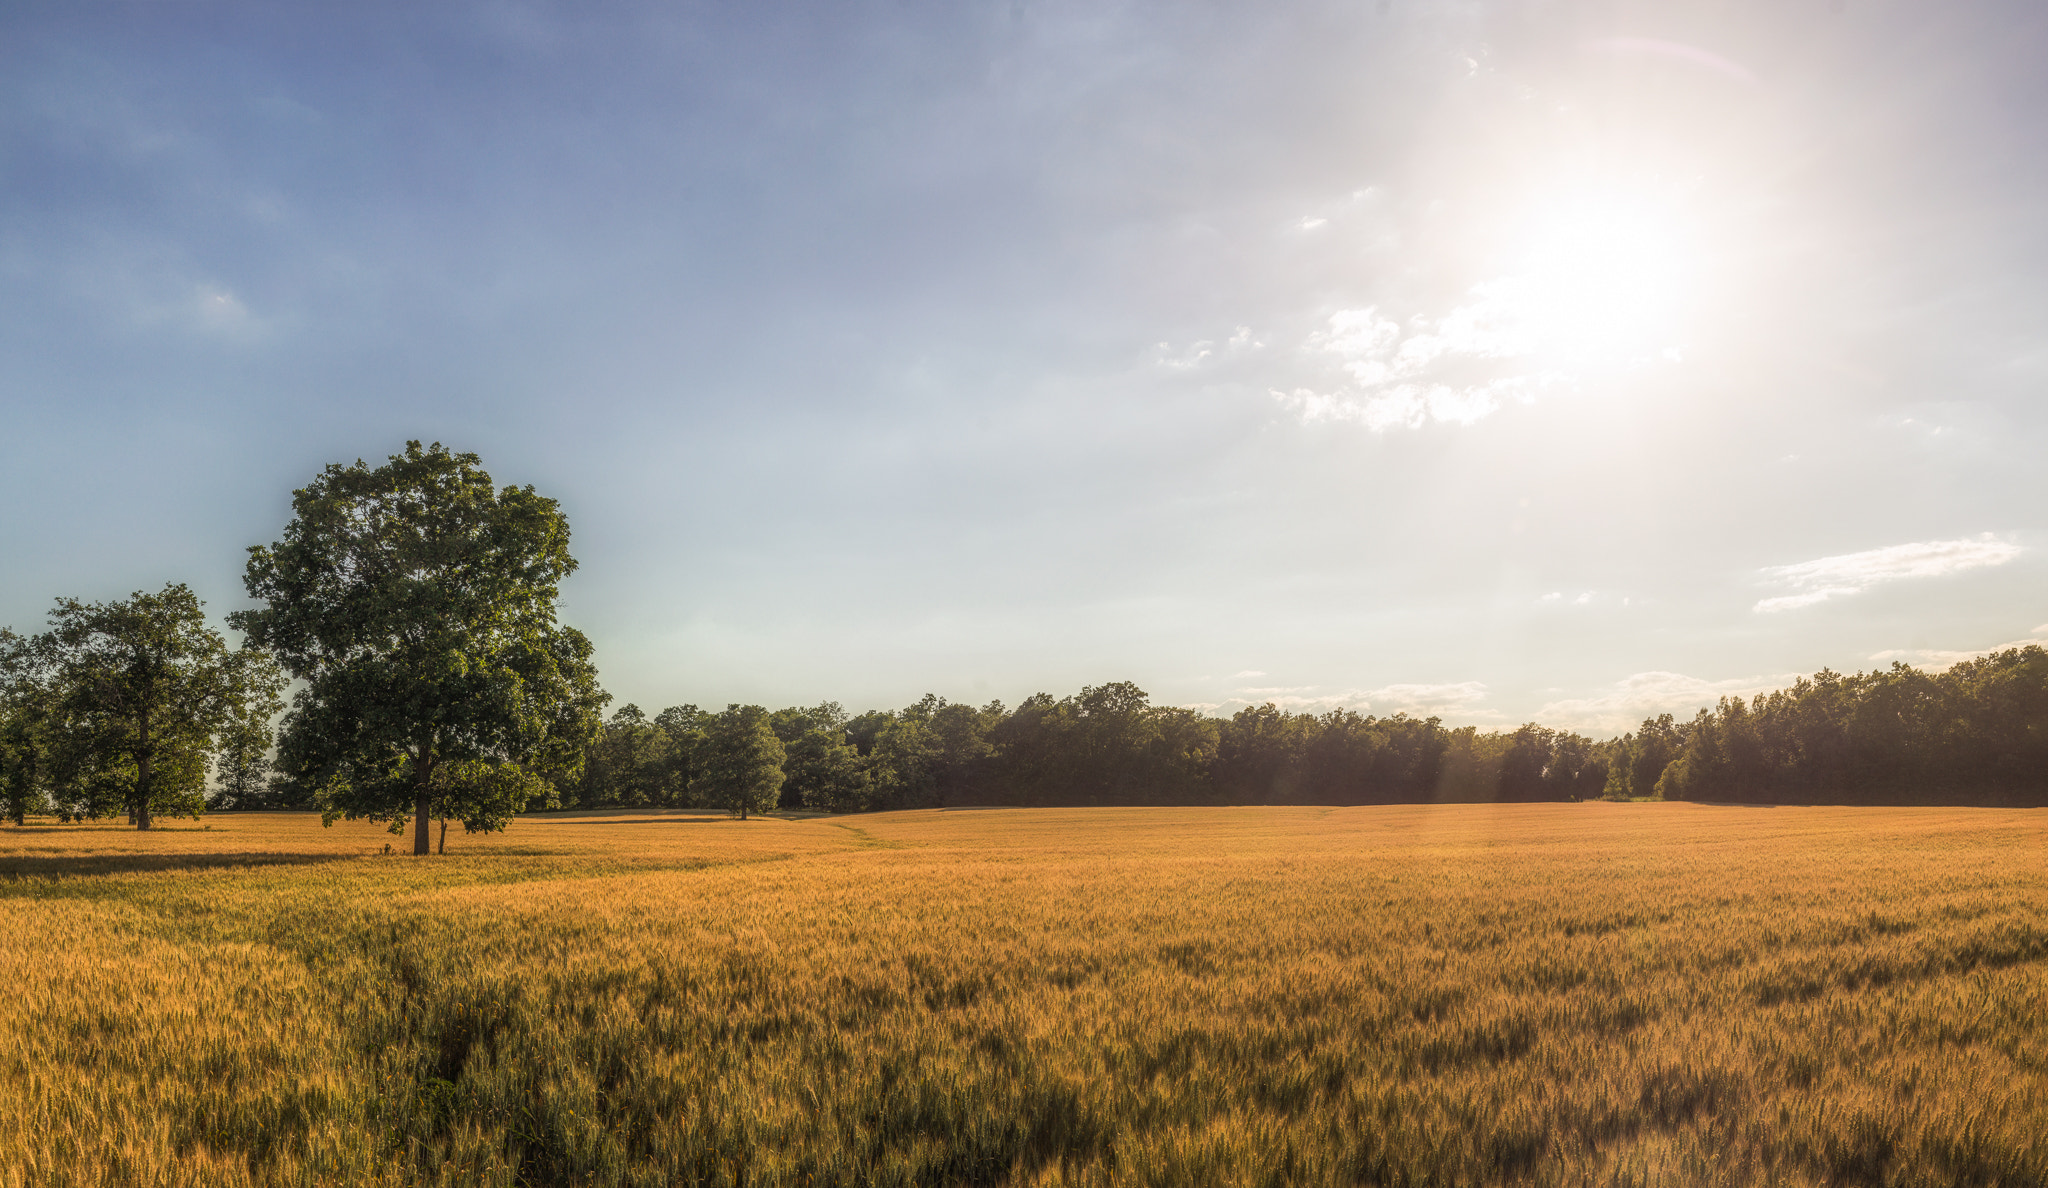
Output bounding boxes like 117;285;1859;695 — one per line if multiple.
2;804;2045;1188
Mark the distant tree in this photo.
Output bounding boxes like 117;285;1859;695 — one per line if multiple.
695;704;784;818
771;702;865;811
652;704;707;806
1435;727;1506;802
860;694;1002;809
0;629;56;825
211;716;273;810
1546;730;1607;800
1215;703;1313;803
230;442;608;854
769;702;849;745
843;709;893;757
1634;714;1685;798
575;704;671;807
23;585;284;830
781;728;867;811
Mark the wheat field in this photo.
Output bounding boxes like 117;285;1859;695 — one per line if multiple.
2;804;2044;1187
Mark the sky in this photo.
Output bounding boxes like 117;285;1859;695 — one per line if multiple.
3;0;2046;735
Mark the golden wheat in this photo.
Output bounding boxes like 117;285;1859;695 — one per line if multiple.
2;804;2044;1187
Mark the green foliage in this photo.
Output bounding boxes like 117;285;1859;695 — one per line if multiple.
651;704;707;806
1215;706;1451;804
560;685;1620;813
433;758;552;836
211;715;273;810
771;703;866;811
1655;648;2048;805
15;585;283;829
231;442;606;853
1603;714;1688;800
695;705;785;818
573;704;673;808
0;629;55;825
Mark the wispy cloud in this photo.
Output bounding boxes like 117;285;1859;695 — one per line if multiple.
1871;623;2048;669
1155;326;1262;371
1230;669;1267;678
1363;681;1490;714
1538;671;1801;735
1275;290;1572;430
1225;680;1491;716
1753;535;2022;613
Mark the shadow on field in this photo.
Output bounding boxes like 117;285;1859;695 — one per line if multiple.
0;852;358;880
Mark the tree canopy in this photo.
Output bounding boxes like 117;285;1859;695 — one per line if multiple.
230;441;608;853
11;585;283;829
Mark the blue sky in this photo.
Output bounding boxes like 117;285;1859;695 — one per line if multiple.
4;0;2045;733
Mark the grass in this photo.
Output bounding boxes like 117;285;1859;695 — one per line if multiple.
2;803;2044;1187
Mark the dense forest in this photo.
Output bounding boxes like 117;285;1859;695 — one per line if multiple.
1623;646;2048;806
6;443;2046;833
13;634;2048;823
221;647;2048;815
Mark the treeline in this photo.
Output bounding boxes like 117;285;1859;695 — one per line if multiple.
14;442;2044;836
549;649;2048;813
1610;646;2048;806
540;681;1612;812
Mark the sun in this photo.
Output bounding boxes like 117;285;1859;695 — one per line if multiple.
1505;186;1700;367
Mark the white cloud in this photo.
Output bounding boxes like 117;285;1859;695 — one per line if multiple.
1155;326;1262;371
1363;681;1490;713
193;286;252;332
1538;671;1801;736
1871;623;2048;669
1225;680;1491;716
1273;291;1577;430
1753;535;2022;613
1274;374;1565;432
1230;669;1267;678
1295;216;1328;230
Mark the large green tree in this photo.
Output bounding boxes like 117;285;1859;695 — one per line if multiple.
25;585;283;829
230;442;608;854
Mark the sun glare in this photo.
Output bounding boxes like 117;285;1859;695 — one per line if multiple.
1507;188;1699;366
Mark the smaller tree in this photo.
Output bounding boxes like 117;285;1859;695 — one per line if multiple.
0;629;55;825
423;759;553;854
34;585;284;829
211;717;273;810
695;704;785;819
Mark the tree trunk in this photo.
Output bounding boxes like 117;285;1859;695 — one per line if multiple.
414;790;432;855
135;708;153;830
438;818;447;855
